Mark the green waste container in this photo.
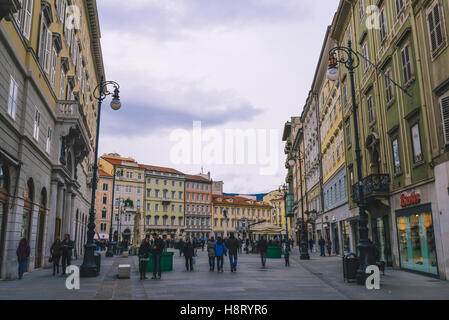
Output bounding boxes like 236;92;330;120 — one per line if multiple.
139;252;174;273
267;246;282;259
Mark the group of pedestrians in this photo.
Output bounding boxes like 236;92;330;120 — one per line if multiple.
138;233;165;280
15;234;75;280
318;237;332;257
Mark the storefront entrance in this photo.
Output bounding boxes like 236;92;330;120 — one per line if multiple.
396;204;438;276
372;215;392;267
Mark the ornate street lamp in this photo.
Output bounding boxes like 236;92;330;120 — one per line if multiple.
278;184;289;242
327;40;410;284
80;78;121;277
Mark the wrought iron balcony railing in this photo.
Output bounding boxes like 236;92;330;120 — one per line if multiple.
351;174;390;202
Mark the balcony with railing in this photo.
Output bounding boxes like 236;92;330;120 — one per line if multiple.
351;174;390;202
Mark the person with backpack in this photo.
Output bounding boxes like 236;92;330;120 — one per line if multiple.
214;237;227;273
207;237;216;271
50;238;63;276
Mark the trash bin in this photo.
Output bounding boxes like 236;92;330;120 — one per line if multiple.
266;246;282;259
343;253;359;283
94;253;101;274
139;251;175;273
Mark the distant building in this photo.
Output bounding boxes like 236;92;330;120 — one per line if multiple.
184;174;212;238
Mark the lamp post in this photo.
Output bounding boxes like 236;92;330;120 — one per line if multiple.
327;40;410;284
289;153;309;260
223;209;228;239
80;78;121;277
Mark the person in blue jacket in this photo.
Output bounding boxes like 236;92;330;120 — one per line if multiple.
214;237;227;273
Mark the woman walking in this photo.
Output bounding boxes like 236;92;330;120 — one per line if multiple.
183;237;195;272
16;238;30;280
139;237;151;280
207;237;216;271
50;238;63;275
214;237;227;273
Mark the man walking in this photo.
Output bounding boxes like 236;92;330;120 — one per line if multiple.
151;233;165;279
61;234;74;276
319;237;326;257
214;237;227;273
257;236;268;268
139;236;150;280
226;233;240;272
207;237;216;271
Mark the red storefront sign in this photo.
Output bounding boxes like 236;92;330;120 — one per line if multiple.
400;192;421;208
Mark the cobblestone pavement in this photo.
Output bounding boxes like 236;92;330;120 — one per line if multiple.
0;248;448;300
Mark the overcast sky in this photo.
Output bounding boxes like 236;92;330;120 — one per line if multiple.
97;0;339;194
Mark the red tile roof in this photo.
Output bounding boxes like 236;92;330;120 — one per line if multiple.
101;157;123;166
185;174;210;182
212;195;272;208
99;170;112;177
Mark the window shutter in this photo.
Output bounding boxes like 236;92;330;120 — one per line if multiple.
44;30;52;73
434;5;444;49
441;95;449;145
23;0;33;40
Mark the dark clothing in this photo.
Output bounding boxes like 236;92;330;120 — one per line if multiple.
185;256;194;271
182;242;195;258
225;237;240;255
151;238;165;255
209;256;215;271
16;242;30;279
16;242;30;263
138;241;151;259
318;238;326;246
152;253;162;278
50;241;62;275
61;239;74;257
216;256;224;271
257;239;268;254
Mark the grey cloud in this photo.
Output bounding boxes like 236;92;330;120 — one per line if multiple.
98;0;313;40
99;87;263;137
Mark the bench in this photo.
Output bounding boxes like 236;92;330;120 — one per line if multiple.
118;264;131;279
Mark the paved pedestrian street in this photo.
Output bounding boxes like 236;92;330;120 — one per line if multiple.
1;248;449;300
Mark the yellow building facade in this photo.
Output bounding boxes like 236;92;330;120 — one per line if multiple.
140;165;185;239
99;154;145;244
212;195;272;239
263;190;292;239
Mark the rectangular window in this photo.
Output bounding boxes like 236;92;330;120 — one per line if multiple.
392;138;401;174
39;18;52;74
411;123;423;163
46;127;52;153
34;107;40;141
50;48;58;88
359;0;365;21
379;7;387;43
362;42;369;73
345;122;352;147
59;69;66;100
385;69;394;104
428;4;445;53
440;94;449;145
396;0;405;16
8;75;19;120
367;95;375;124
401;44;413;84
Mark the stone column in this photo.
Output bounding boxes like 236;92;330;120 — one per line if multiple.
70;193;76;239
44;181;59;262
63;189;72;237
